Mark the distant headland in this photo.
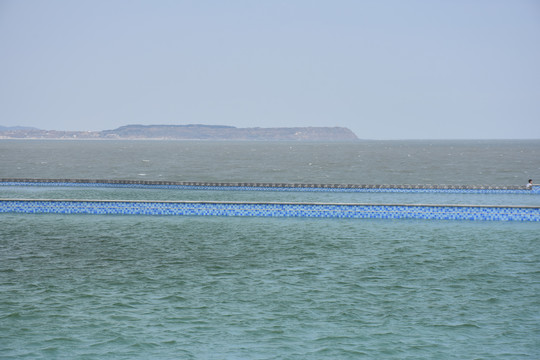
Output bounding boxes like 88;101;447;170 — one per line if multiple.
0;124;358;141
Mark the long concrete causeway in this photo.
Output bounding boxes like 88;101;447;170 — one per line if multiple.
1;178;539;221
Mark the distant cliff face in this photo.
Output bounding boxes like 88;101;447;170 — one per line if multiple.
0;124;358;141
101;125;358;141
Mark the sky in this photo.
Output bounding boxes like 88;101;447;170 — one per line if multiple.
0;0;539;139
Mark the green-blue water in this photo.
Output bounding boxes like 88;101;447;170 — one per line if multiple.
1;140;539;359
2;215;539;359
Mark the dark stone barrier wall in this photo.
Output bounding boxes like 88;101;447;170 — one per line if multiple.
0;178;533;192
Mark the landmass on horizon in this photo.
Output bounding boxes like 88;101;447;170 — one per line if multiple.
0;124;358;141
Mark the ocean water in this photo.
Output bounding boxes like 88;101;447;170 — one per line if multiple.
1;140;540;359
1;139;539;185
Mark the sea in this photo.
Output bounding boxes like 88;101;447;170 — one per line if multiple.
1;139;539;359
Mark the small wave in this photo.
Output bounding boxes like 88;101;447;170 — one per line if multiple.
432;323;481;329
2;311;22;319
157;294;187;302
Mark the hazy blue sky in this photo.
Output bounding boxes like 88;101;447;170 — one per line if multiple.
1;0;539;139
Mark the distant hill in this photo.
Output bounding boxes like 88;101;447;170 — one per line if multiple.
0;124;359;141
101;124;358;141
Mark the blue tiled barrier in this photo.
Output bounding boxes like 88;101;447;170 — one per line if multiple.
1;199;539;221
1;179;538;194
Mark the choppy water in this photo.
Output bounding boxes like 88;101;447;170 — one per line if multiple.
1;140;540;359
1;139;539;184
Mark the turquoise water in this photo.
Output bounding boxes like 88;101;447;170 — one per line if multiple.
1;140;539;359
1;214;539;359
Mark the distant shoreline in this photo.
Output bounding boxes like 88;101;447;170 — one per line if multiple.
1;137;538;142
0;137;363;142
0;124;359;141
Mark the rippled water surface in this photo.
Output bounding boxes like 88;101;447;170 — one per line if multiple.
2;215;539;359
1;139;539;185
1;140;539;359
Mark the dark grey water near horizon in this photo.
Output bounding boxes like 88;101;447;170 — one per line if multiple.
1;140;539;359
1;139;539;185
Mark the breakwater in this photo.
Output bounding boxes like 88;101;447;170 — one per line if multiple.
1;199;539;221
1;178;536;194
2;179;538;221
